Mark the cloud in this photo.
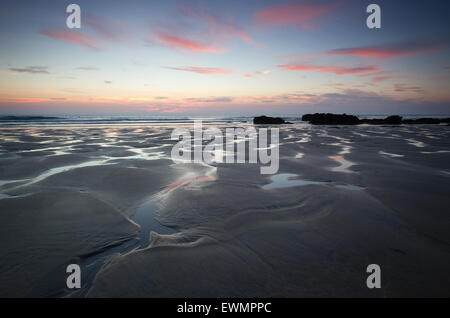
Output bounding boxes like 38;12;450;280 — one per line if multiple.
370;75;406;83
166;66;232;75
178;3;253;44
394;84;423;93
185;97;233;103
155;32;220;53
278;64;379;75
334;89;380;98
255;70;271;75
254;2;339;28
244;69;272;78
0;97;50;103
246;93;318;104
328;82;346;87
40;29;101;51
39;14;132;52
283;40;446;60
326;40;445;59
83;13;130;42
8;66;49;74
2;90;448;116
76;66;99;71
151;3;255;53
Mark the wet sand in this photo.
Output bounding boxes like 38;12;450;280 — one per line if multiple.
0;123;449;297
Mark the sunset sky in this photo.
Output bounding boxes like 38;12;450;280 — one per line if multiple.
1;0;449;116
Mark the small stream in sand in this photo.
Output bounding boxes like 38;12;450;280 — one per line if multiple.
133;200;178;248
65;196;177;297
63;170;215;297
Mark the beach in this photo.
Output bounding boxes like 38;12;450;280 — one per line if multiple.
0;121;449;297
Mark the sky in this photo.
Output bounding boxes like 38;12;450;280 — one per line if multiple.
0;0;449;116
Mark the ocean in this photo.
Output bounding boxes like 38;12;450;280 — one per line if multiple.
0;114;448;126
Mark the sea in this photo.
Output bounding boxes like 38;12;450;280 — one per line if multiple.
0;114;449;126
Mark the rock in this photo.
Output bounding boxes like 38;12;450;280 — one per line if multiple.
302;114;450;125
301;113;360;125
361;115;403;125
385;115;403;125
253;116;288;125
402;118;450;125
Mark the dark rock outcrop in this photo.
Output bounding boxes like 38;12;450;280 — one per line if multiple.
253;116;287;125
301;113;360;125
302;113;450;125
360;115;403;125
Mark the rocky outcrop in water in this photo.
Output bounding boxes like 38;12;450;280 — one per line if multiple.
302;113;450;125
360;115;403;125
253;116;289;124
301;113;360;125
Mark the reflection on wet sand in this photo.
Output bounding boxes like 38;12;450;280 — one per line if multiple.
329;155;355;173
0;159;111;190
263;173;363;191
263;173;329;190
379;151;404;158
161;174;216;195
406;138;426;148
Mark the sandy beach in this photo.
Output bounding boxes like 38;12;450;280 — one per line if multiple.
0;122;449;297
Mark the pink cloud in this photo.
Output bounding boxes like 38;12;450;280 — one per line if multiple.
155;32;220;53
40;14;134;51
281;39;448;61
327;43;441;59
284;40;445;60
153;4;255;53
40;29;101;50
227;24;252;43
0;97;50;103
178;3;253;44
278;64;379;75
254;3;339;28
328;83;345;87
255;70;271;75
166;66;232;75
